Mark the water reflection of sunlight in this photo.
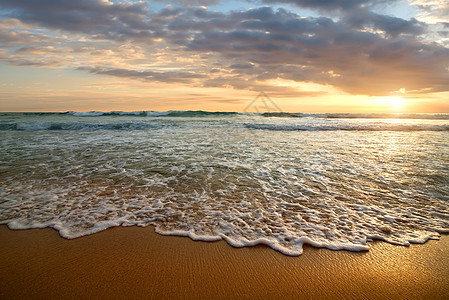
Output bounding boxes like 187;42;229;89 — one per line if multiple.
381;133;401;159
385;118;403;124
370;129;408;174
382;117;421;126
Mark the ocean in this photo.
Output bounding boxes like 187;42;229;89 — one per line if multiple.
1;111;448;255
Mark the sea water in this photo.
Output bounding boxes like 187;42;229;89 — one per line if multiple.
1;111;448;255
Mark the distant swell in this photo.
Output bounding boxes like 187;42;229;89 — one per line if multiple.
245;123;449;132
0;122;165;131
322;113;449;120
261;112;449;120
2;111;447;120
66;110;238;117
165;111;238;117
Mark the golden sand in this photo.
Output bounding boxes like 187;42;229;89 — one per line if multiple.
1;225;448;299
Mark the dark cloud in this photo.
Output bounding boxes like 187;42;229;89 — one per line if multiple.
341;6;426;38
154;0;221;5
79;66;205;84
260;0;396;10
230;63;255;69
0;0;155;41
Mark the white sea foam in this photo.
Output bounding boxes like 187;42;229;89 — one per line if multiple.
0;113;448;255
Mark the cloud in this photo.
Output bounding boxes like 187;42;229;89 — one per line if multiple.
80;66;205;84
0;19;51;46
154;0;222;5
0;0;156;41
410;0;449;23
183;6;449;94
0;1;448;97
259;0;397;11
342;8;426;37
230;63;255;69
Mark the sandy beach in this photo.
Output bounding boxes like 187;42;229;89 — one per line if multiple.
1;225;448;299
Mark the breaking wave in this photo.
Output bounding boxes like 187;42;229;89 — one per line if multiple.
66;110;238;117
0;121;166;131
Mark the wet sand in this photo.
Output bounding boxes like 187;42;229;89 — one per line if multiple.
1;225;448;299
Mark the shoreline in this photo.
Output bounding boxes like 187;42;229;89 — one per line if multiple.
1;225;449;299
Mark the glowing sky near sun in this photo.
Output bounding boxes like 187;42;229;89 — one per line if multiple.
0;0;448;112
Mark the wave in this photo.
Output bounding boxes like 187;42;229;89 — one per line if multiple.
0;121;165;131
245;123;449;132
66;111;169;117
261;112;449;120
2;110;448;256
167;110;238;117
2;111;448;120
320;113;449;120
261;112;304;118
66;110;239;117
66;111;449;120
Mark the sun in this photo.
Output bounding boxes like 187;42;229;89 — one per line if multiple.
389;96;405;111
372;95;407;113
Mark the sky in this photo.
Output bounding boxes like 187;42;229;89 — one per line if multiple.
0;0;448;113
